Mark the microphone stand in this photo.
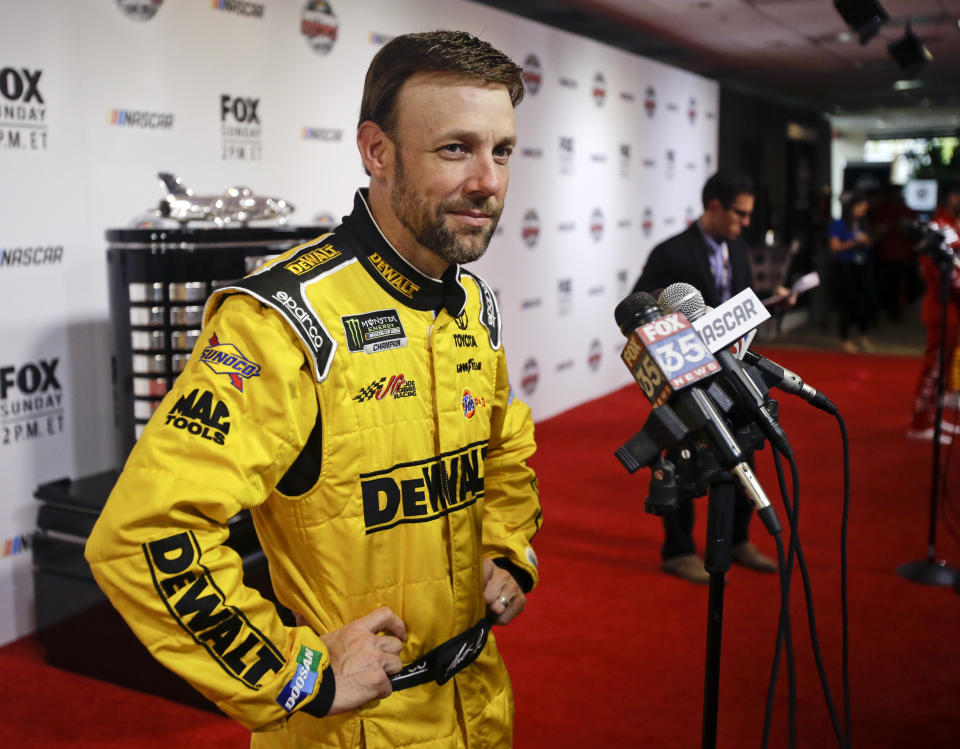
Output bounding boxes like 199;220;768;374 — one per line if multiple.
701;465;736;749
899;239;960;586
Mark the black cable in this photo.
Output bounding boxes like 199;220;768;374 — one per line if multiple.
786;452;847;749
762;441;848;749
761;475;796;749
762;448;798;749
936;409;960;547
837;413;852;747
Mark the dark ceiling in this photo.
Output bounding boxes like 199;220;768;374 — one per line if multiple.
470;0;960;123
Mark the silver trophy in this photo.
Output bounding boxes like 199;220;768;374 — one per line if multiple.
141;172;295;227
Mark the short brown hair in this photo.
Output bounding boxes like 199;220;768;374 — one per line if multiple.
358;30;524;140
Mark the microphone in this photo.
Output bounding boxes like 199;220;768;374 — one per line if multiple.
659;283;793;458
740;350;838;415
615;292;780;530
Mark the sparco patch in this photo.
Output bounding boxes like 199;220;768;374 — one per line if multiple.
341;309;407;354
276;646;320;712
199;333;261;391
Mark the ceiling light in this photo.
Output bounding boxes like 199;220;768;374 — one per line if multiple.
834;0;890;44
892;79;924;90
888;22;933;76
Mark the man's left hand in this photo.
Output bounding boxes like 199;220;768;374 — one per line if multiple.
482;557;526;625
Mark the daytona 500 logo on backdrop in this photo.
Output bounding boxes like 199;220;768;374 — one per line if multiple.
301;1;338;54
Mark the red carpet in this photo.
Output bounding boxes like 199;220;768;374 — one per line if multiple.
3;347;959;747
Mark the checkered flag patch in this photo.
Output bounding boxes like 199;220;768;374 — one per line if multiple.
353;377;387;402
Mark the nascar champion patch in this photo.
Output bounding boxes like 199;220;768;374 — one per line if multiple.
341;309;407;354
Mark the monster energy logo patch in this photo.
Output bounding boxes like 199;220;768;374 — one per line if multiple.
341;309;407;354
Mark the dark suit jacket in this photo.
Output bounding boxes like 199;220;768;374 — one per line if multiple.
632;221;752;308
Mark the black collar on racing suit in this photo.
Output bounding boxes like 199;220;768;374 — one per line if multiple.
339;188;468;318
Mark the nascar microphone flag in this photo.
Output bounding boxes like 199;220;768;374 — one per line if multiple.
690;287;770;355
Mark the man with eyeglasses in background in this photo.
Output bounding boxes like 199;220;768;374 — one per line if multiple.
630;169;780;584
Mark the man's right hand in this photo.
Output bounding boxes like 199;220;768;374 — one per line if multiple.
319;606;406;715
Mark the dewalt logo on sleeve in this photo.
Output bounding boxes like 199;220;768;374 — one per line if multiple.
360;441;488;534
144;531;284;689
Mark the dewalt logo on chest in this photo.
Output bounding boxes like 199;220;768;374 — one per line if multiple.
360;441;488;534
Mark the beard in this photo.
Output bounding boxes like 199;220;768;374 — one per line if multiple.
389;154;502;266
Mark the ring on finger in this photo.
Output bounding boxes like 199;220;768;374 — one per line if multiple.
497;594;510;607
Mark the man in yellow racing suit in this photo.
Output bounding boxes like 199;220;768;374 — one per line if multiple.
85;30;541;748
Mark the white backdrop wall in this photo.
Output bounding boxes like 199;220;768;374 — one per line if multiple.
0;0;717;645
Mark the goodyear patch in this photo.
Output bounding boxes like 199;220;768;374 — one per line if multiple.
276;645;321;712
341;309;407;354
199;333;261;391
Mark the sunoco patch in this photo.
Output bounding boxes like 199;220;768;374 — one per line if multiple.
276;645;320;712
199;333;261;391
341;309;407;354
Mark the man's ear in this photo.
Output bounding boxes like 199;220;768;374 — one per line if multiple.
705;198;724;215
357;121;393;179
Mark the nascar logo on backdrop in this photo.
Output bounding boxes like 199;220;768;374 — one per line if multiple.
211;0;265;18
0;244;63;270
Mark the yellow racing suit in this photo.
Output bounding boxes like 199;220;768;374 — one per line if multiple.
85;188;542;748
